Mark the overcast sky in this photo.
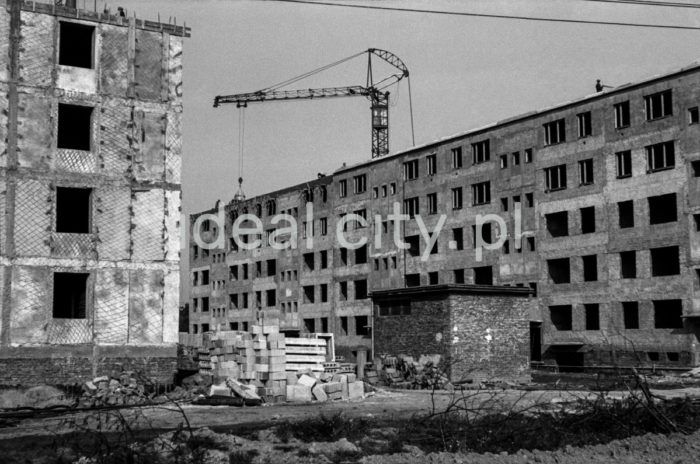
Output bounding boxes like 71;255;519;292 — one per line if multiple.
114;0;700;218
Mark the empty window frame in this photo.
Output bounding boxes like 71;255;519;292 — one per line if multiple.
616;150;632;178
303;285;315;304
578;159;594;185
304;318;316;333
473;266;493;285
472;139;490;164
427;154;437;175
454;268;465;284
582;254;598;282
622;301;639;329
428;271;439;285
405;273;421;287
59;22;95;69
339;281;348;300
524;148;533;163
693;161;700;177
320;217;328;236
548;258;571;284
527;236;536;252
266;289;276;307
452;147;463;168
546;211;569;237
614;101;630;128
545;164;567;191
550;305;572;331
500;197;508;212
355;316;370;337
618;200;634;228
403;196;419;218
688;106;699;125
645;90;673;120
340;316;348;335
266;259;276;277
353;174;367;194
339;179;347;197
620;250;637;278
202;297;209;312
404;159;419;180
53;272;89;318
650;245;680;276
390;182;397;194
340;248;348;266
525;192;534;207
694;214;700;232
57;103;93;151
56;187;92;233
405;235;420;257
577;111;592;138
499;154;508;169
653;299;683;329
355;279;368;299
452;227;464;251
585;303;600;330
355;244;368;264
512;151;521;166
320;284;328;303
472;181;491;205
472;223;492;246
452;187;463;209
320;250;328;269
427;192;438;214
580;206;595;234
648;193;677;224
646;141;675;172
229;294;238;309
544;119;566;145
303;252;315;271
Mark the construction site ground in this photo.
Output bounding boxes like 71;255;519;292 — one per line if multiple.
2;380;700;463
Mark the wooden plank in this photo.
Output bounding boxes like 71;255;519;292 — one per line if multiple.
283;346;327;355
285;338;327;346
285;363;325;371
285;354;327;363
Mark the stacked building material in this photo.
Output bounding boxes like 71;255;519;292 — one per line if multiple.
285;337;327;372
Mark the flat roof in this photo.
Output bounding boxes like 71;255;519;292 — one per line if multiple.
370;284;534;299
336;58;700;174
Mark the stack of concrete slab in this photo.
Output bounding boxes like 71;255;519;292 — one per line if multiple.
285;337;327;372
286;370;365;403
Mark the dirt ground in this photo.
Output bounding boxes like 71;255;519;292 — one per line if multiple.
1;386;700;463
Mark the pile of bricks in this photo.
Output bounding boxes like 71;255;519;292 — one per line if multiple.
193;324;288;402
286;371;365;403
80;372;188;407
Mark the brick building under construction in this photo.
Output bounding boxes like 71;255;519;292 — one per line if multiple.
190;60;700;372
0;0;188;385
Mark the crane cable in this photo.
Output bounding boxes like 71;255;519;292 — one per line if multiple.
237;106;245;197
262;50;366;92
408;75;416;147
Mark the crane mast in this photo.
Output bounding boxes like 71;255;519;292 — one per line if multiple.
213;48;409;158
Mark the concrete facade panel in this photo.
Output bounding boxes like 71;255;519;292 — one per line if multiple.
100;24;129;96
134;29;162;101
14;179;51;257
18;11;54;88
128;269;164;344
94;268;129;344
132;189;165;261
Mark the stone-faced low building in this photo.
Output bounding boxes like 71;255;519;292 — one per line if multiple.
371;285;534;383
0;0;188;385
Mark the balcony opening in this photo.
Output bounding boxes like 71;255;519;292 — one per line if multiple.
650;246;680;276
57;103;93;151
550;305;572;330
266;289;276;307
304;318;316;333
618;200;634;228
303;285;315;304
56;187;92;233
355;316;370;337
454;269;465;284
585;303;599;330
546;211;569;237
405;273;420;287
59;21;95;69
582;254;598;281
653;299;683;329
53;272;89;319
428;271;438;285
648;193;677;225
473;266;493;285
580;206;595;234
405;235;420;257
548;258;571;284
355;279;368;299
266;259;276;277
355;244;368;265
303;252;315;271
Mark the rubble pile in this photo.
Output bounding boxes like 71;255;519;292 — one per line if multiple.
374;357;451;390
80;371;192;407
286;370;366;403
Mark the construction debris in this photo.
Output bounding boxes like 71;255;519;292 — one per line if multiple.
79;371;192;407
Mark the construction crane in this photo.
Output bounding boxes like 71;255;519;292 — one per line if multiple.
213;49;413;199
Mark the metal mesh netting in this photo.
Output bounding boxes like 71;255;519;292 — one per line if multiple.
18;12;54;87
50;233;97;259
165;111;181;184
95;187;131;261
100;26;129;95
128;269;164;343
47;318;92;344
10;266;49;344
131;190;165;262
94;268;129;344
99;105;131;175
15;179;51;257
56;149;97;173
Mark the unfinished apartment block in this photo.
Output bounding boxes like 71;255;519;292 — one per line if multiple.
0;1;188;385
190;60;700;371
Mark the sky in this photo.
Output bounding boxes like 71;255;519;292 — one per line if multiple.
112;0;700;298
115;0;700;215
